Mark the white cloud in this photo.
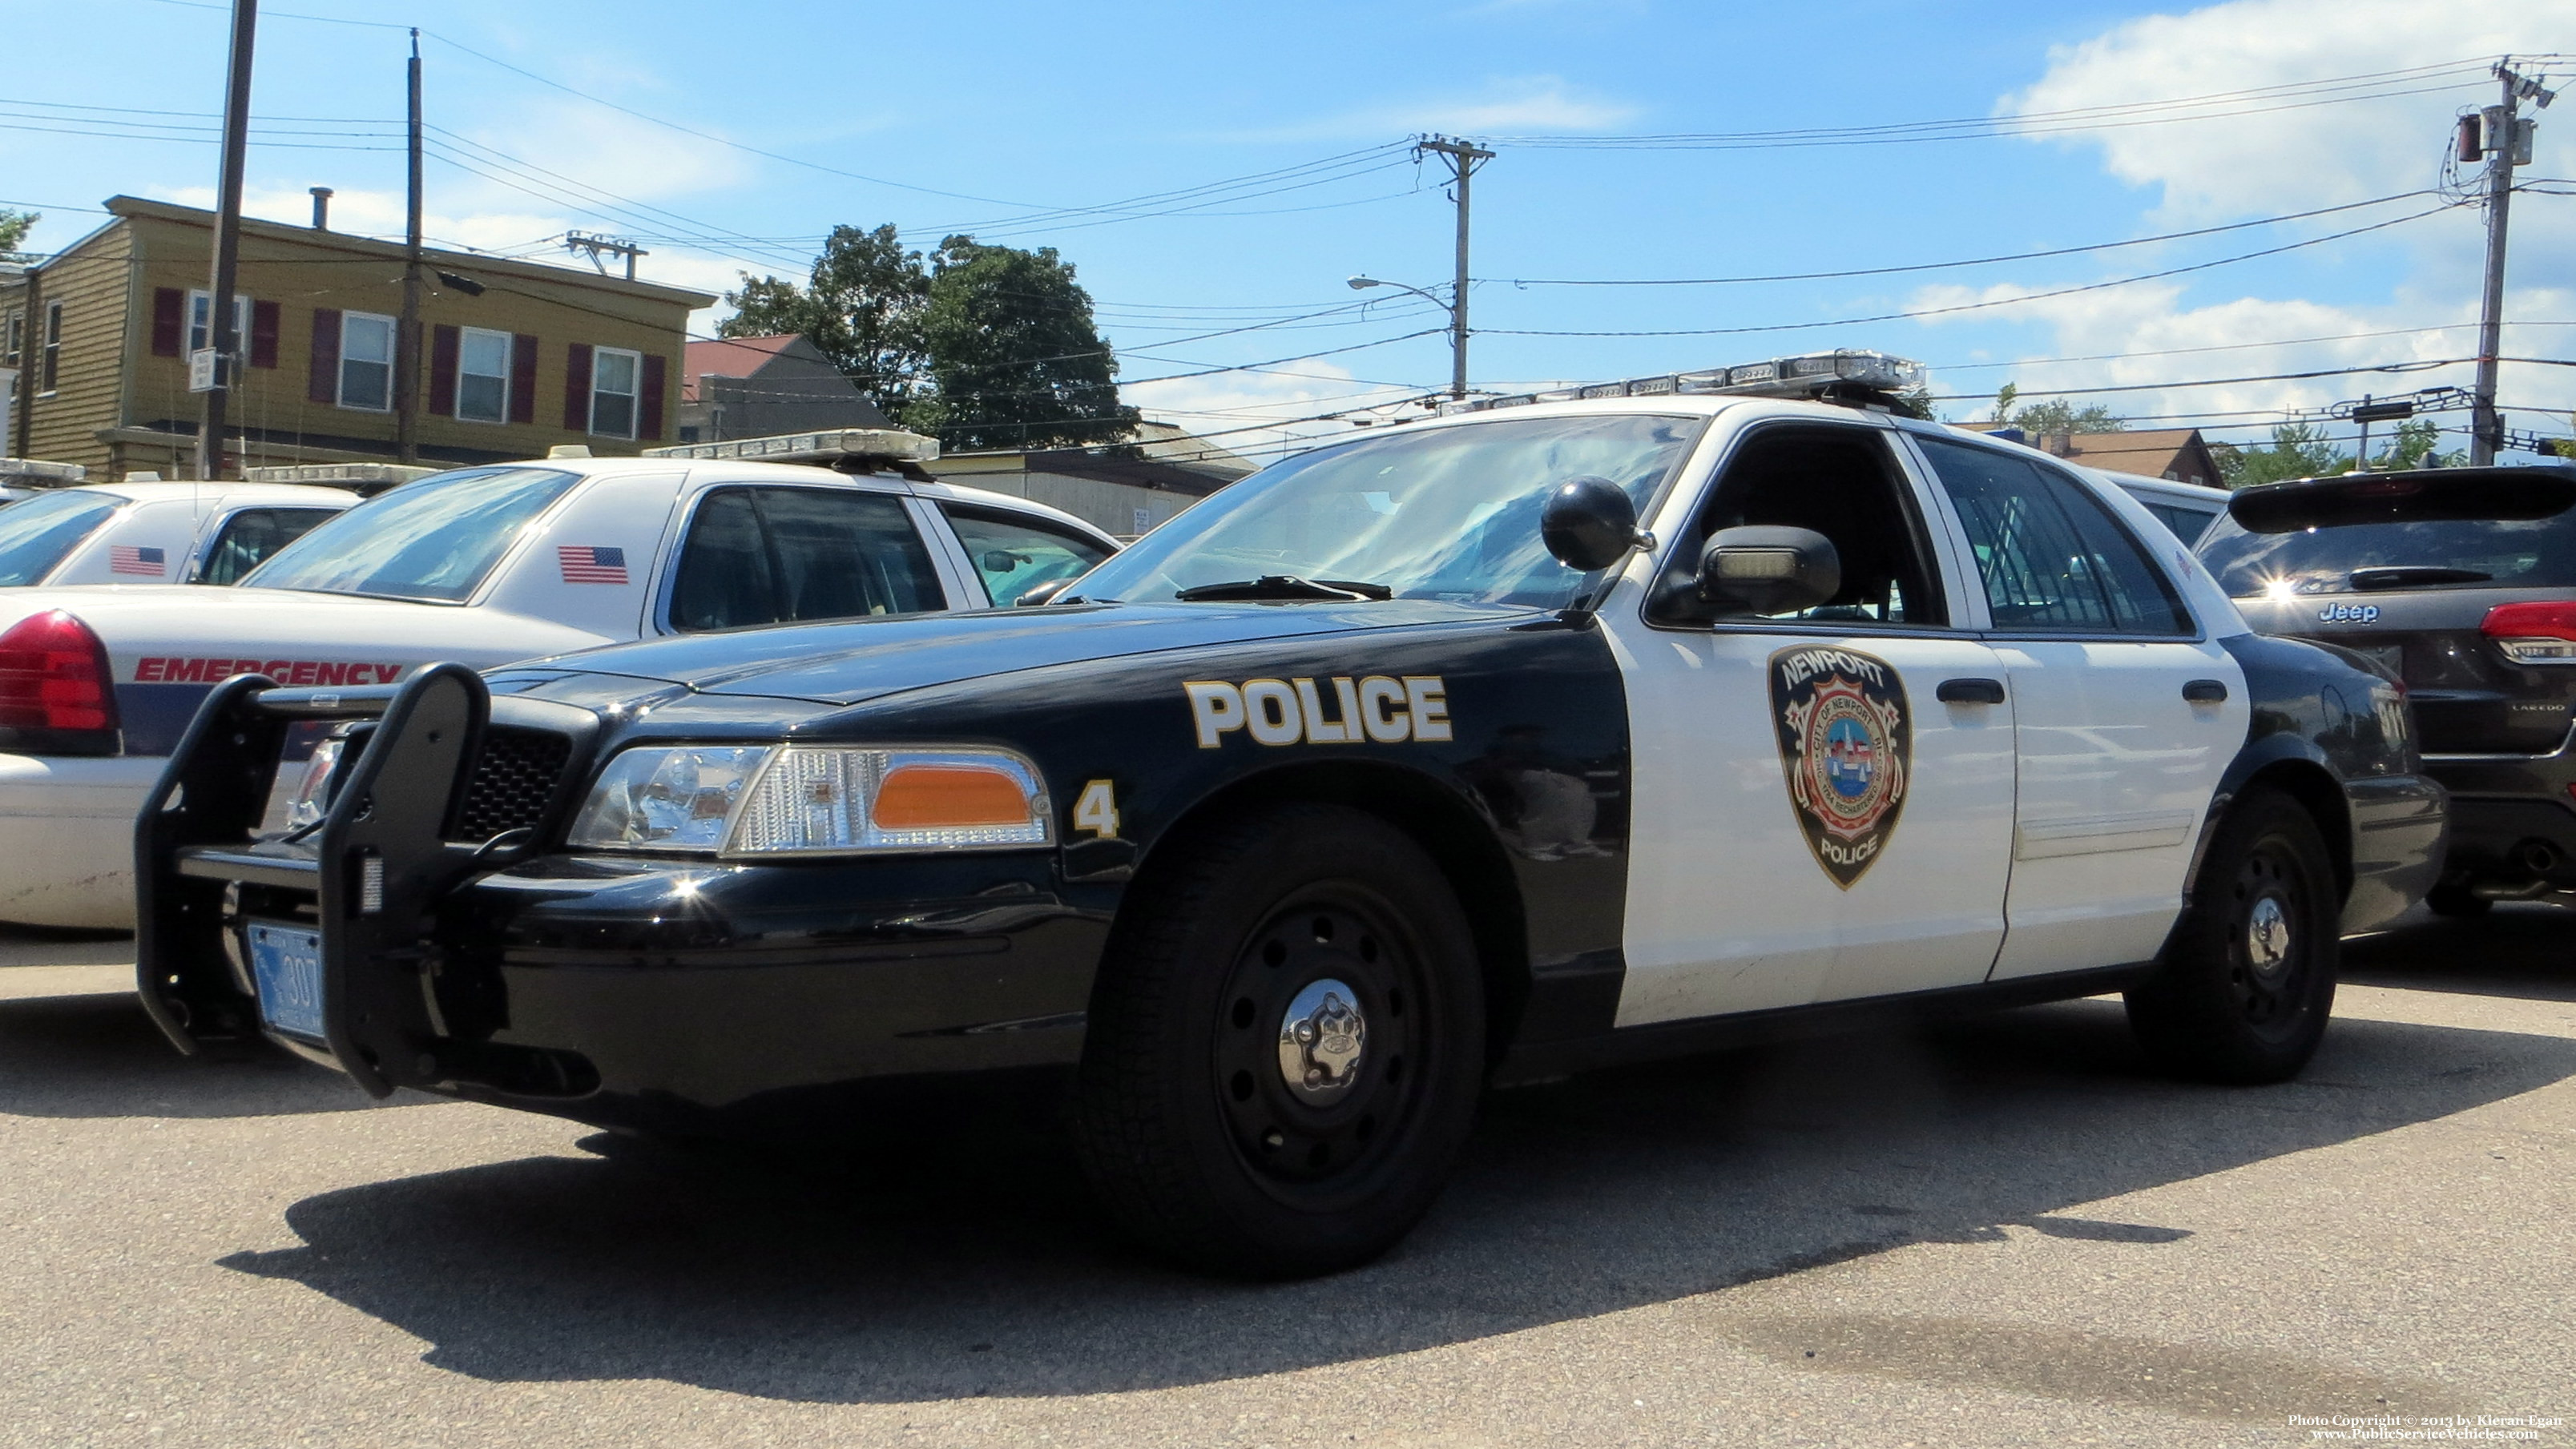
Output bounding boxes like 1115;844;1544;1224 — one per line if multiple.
1123;356;1423;462
1237;76;1636;143
2002;0;2576;220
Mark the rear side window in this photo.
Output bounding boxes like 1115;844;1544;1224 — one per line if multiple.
0;491;122;586
670;486;945;631
1918;438;2191;635
198;507;342;586
2143;502;2219;544
942;505;1112;606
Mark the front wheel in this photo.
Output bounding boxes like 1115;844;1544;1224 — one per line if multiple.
1074;802;1485;1278
2126;788;2340;1085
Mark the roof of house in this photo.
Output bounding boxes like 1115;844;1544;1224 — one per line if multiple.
52;197;718;308
681;334;806;403
1130;420;1260;480
2046;429;2219;484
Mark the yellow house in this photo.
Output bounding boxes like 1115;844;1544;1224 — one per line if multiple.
1;196;714;479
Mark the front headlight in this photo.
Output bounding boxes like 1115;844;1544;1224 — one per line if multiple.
565;744;1052;855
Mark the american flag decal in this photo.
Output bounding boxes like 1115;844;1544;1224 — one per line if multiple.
111;545;168;577
556;545;629;585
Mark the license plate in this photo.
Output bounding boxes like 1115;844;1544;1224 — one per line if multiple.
247;922;325;1040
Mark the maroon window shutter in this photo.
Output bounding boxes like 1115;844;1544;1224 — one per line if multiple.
640;353;667;441
308;308;341;403
562;343;594;432
508;332;538;425
249;300;280;368
151;288;184;357
428;324;460;417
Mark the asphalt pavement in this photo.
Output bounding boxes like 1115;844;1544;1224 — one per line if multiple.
1;912;2569;1448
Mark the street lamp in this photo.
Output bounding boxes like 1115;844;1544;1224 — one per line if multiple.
1348;275;1466;400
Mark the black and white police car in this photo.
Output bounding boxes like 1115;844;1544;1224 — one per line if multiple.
139;351;2444;1278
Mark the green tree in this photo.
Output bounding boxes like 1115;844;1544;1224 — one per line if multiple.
1987;383;2125;437
2215;423;2344;487
722;223;934;424
0;208;38;257
913;235;1137;452
2372;417;2464;471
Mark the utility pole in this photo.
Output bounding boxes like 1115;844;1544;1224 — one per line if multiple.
1415;135;1492;400
2468;59;2554;467
564;232;648;281
194;0;258;481
395;29;423;464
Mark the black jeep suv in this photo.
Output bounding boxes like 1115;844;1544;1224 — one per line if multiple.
2202;464;2576;915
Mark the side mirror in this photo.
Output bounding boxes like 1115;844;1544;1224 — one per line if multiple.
1540;476;1641;572
1699;526;1841;615
1014;578;1078;607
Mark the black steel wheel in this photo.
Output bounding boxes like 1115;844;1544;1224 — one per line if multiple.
2127;787;2339;1084
1074;802;1483;1278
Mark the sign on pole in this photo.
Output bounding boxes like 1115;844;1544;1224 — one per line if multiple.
187;348;221;393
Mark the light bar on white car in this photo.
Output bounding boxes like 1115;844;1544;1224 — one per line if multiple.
1437;350;1925;416
242;462;437;489
643;428;942;466
0;457;87;485
566;743;1051;855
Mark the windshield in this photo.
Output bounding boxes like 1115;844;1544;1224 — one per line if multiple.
2199;511;2576;597
0;490;123;586
1070;413;1699;607
242;467;578;602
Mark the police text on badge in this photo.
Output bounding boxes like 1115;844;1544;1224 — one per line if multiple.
1185;676;1452;748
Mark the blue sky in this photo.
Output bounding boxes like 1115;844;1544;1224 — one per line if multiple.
4;0;2570;462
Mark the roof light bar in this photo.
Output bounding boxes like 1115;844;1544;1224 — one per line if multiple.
644;428;942;465
243;462;437;489
0;457;87;485
1436;350;1924;416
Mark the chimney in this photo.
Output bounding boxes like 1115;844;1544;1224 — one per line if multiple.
308;187;334;231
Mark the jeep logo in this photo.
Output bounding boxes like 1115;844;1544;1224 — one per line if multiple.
2318;603;2380;624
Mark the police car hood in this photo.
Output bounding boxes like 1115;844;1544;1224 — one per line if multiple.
526;598;1527;706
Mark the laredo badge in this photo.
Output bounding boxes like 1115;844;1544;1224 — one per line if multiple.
1769;644;1912;889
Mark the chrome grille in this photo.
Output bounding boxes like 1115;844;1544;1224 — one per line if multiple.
451;727;573;842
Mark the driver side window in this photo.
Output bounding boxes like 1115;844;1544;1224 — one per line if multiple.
1652;425;1947;628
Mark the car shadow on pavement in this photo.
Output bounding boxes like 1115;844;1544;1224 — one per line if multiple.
213;996;2576;1403
2344;903;2576;1004
0;989;407;1120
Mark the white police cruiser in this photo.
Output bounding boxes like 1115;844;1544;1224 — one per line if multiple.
1;431;1113;927
140;352;2442;1278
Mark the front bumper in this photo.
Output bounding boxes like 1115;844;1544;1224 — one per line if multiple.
138;669;1110;1133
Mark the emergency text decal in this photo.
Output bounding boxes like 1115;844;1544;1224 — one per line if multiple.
1769;645;1912;889
1184;676;1452;749
132;658;407;686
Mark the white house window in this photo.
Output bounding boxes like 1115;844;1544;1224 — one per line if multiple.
590;346;639;438
339;311;395;412
40;302;62;395
457;327;510;424
187;291;253;356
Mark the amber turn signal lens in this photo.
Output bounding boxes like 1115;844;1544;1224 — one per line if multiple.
869;764;1034;829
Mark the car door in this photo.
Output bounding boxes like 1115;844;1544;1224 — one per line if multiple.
1603;419;2019;1024
1908;435;2247;979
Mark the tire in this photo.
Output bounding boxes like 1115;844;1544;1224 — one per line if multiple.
2424;880;2493;919
2126;787;2340;1085
1074;802;1485;1278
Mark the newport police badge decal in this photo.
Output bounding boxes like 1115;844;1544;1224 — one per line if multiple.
1769;644;1913;889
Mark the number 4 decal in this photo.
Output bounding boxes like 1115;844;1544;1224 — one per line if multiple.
1073;779;1121;839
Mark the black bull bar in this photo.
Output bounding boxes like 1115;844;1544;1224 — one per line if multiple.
135;663;598;1097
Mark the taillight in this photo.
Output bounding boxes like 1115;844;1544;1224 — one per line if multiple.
0;610;122;743
2481;601;2576;665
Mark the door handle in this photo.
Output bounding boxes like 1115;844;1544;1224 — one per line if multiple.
1937;677;2006;705
2183;678;2230;704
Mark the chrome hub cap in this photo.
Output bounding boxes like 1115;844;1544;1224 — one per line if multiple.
2246;896;2292;981
1277;978;1367;1103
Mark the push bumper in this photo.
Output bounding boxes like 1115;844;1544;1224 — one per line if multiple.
0;751;166;929
136;668;1107;1133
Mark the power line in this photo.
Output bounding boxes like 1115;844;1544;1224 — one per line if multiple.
1483;204;2457;339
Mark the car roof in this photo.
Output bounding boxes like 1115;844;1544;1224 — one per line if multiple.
511;454;1119;548
61;481;362;506
2092;469;2230;505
